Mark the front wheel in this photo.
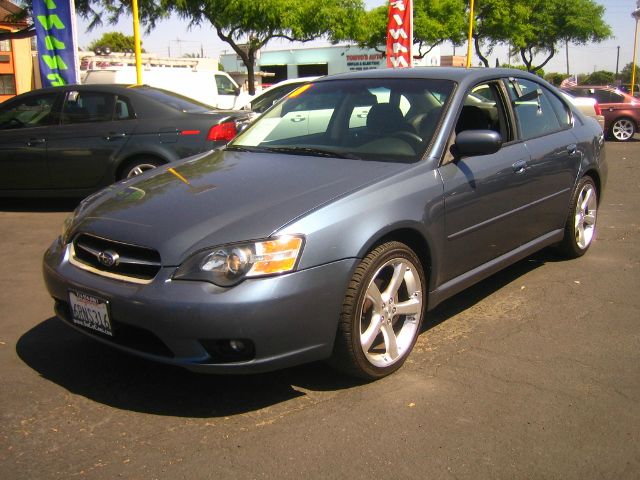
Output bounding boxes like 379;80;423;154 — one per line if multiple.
329;241;426;380
558;176;598;258
610;117;636;141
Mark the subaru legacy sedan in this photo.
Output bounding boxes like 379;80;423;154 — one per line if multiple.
43;68;606;380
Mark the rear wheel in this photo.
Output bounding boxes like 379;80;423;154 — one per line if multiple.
610;117;636;141
558;176;598;258
329;241;426;380
119;158;163;180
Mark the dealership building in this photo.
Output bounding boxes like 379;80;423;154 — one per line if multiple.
220;44;441;88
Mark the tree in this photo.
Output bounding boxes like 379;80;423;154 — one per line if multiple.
584;70;615;85
472;0;611;72
544;72;570;86
353;0;467;59
75;0;364;95
620;63;640;84
87;32;143;52
471;0;515;68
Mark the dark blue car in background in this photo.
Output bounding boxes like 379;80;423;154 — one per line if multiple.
0;84;252;197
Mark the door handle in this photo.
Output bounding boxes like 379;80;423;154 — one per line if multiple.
566;144;578;156
27;138;46;147
105;132;127;141
290;116;305;123
512;159;527;174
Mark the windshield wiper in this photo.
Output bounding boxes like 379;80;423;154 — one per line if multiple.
225;145;273;153
262;146;360;159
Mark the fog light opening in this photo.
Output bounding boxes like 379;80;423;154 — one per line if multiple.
200;338;256;363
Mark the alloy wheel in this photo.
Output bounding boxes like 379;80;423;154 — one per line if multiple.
358;257;423;368
574;182;597;250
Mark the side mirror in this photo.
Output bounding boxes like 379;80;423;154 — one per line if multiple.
234;86;241;96
454;130;502;157
515;88;542;103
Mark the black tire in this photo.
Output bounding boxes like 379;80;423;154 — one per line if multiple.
118;158;163;180
557;176;598;258
329;241;426;380
609;117;636;142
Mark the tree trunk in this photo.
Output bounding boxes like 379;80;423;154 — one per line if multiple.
473;35;490;68
246;49;257;96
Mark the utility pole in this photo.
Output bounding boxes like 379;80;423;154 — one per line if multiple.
565;41;570;75
632;2;640;96
616;46;620;77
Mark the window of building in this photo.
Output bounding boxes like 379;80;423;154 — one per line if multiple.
0;74;16;95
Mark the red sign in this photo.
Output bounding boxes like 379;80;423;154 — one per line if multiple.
386;0;413;68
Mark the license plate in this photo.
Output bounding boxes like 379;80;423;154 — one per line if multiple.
69;290;113;336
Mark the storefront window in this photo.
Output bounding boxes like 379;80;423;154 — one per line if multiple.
0;74;16;95
0;39;11;52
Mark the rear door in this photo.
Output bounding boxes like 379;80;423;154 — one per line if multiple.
46;90;136;189
505;77;581;237
0;92;59;190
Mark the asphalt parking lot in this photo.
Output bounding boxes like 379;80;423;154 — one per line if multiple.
1;141;638;480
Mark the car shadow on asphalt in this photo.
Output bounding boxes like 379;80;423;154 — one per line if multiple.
17;248;560;418
0;198;81;212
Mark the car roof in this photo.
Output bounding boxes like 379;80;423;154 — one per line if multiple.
316;67;558;94
321;67;540;82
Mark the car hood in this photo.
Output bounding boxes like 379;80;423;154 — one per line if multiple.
71;150;409;265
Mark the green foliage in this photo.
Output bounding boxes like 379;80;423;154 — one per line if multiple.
87;32;143;52
500;63;544;77
544;72;570;86
473;0;611;73
620;63;640;84
75;0;364;94
584;70;615;85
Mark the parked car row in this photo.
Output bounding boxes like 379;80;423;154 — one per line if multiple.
42;68;606;379
0;84;253;197
563;85;640;142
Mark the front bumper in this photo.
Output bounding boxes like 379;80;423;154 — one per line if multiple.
43;238;357;373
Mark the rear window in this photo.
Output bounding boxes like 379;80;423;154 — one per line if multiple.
133;86;215;113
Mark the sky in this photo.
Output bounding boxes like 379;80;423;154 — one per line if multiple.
75;0;639;76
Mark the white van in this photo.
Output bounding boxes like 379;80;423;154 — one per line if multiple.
83;68;249;109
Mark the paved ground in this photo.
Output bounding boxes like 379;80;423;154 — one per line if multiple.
1;142;638;480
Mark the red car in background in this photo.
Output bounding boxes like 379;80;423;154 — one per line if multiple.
564;85;640;141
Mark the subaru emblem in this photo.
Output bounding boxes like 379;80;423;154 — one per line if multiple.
97;250;120;267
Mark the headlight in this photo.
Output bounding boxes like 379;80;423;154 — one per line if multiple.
173;235;304;287
61;207;80;244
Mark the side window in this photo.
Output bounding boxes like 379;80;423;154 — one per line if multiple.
115;96;135;120
0;93;58;129
251;84;297;114
508;78;561;140
544;87;572;129
215;75;238;95
62;91;115;124
456;82;509;140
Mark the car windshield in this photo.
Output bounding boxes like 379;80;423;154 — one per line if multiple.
133;86;216;113
229;78;455;162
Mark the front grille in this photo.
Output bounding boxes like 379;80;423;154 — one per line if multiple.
72;233;161;282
